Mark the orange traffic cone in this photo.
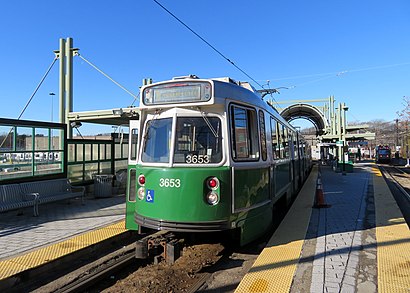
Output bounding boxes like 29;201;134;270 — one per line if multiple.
314;175;331;208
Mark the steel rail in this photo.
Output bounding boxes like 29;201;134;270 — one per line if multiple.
379;166;410;202
37;230;188;293
32;242;138;293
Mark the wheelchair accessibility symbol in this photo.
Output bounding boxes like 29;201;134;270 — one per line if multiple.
146;189;154;203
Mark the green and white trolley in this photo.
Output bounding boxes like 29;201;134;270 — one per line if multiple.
126;75;311;245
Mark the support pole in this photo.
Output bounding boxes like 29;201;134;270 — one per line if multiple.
65;38;74;139
342;140;346;175
57;38;66;150
59;38;66;126
331;96;336;135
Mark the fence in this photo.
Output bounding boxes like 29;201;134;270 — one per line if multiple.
0;118;128;185
67;133;128;184
0;118;66;183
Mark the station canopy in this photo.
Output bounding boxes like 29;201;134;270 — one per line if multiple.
67;107;140;126
280;103;328;135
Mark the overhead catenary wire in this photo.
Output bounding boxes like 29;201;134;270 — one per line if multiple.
151;0;266;91
152;0;410;119
264;61;410;84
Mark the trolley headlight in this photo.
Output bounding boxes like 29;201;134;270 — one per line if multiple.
206;191;219;205
137;187;145;200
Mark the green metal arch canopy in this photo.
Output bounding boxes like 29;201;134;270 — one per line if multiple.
280;103;329;135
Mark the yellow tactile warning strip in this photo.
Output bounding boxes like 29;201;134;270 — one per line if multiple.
0;220;126;280
372;166;410;293
235;166;318;293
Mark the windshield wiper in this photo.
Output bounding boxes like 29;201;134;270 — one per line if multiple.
143;109;162;140
197;107;218;138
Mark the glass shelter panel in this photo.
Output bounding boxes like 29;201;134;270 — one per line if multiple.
67;135;129;184
68;144;76;162
84;162;98;181
115;143;122;159
115;160;127;170
0;125;15;151
93;144;99;160
50;129;61;150
68;164;83;182
76;144;84;162
105;143;111;160
100;161;111;174
84;144;92;161
35;128;49;151
122;143;128;159
16;127;32;152
99;144;106;160
0;119;65;182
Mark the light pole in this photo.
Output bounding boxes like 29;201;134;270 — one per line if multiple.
342;104;349;175
49;92;56;122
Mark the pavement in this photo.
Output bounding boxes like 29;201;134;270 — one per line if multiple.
0;193;125;261
294;162;377;292
236;161;410;293
2;162;410;292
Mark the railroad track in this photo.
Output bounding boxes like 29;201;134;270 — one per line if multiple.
32;236;143;293
32;230;173;293
379;165;410;202
33;231;227;293
378;165;410;226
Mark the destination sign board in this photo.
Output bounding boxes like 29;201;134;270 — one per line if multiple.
143;82;212;105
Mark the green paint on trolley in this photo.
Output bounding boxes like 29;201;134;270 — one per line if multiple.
135;166;231;222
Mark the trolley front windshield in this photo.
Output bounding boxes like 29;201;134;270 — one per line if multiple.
141;116;222;164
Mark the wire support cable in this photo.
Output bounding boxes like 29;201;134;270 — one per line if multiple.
0;56;58;149
152;0;265;90
18;57;58;120
76;53;139;103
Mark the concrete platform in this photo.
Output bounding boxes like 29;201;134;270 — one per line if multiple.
0;193;126;282
235;162;410;293
2;162;410;292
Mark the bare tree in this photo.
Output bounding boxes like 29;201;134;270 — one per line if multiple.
395;96;410;157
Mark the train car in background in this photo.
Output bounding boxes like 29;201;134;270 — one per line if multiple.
126;75;311;245
375;145;391;164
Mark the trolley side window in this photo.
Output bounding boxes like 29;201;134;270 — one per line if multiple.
259;110;267;161
277;122;283;158
174;117;222;164
130;128;138;161
294;132;299;159
270;117;279;159
141;118;172;163
230;105;259;161
128;169;137;202
299;140;305;157
283;126;290;159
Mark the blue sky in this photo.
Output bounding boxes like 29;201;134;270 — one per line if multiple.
0;0;409;134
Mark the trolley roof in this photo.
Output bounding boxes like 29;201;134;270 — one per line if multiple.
140;75;295;130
